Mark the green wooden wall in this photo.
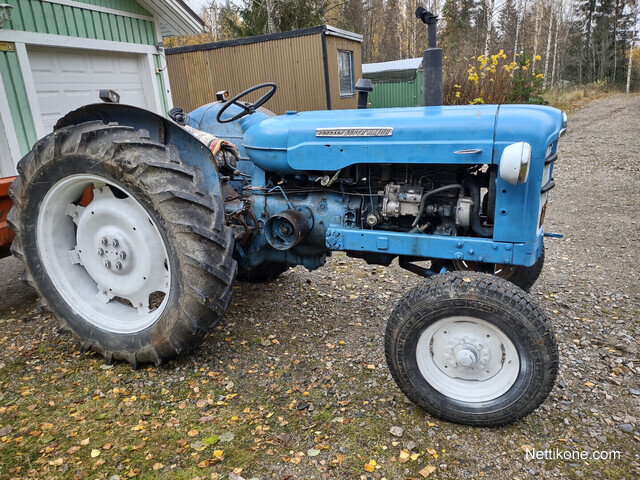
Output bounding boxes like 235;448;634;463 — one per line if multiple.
0;51;37;156
6;0;156;44
0;1;170;158
76;0;151;16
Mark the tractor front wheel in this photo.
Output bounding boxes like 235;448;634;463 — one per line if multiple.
385;272;557;426
8;121;236;367
450;247;545;292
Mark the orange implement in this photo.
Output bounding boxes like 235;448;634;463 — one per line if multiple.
0;176;16;258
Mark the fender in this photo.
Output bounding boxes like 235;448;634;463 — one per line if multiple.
56;104;222;196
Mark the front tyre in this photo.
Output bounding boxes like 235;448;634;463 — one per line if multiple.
385;272;558;426
450;247;545;292
8;122;237;367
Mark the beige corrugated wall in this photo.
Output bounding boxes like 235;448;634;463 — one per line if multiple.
166;33;362;114
167;34;326;114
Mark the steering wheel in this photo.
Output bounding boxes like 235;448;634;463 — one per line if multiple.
216;83;277;123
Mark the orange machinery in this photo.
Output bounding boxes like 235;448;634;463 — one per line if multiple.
0;176;16;258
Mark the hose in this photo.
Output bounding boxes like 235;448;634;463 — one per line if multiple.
463;178;493;237
411;184;464;227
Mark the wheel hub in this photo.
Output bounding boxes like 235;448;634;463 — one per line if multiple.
416;316;520;402
35;176;173;333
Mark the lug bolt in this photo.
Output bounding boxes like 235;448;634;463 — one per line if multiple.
104;260;111;268
114;261;122;270
111;239;119;247
101;237;108;245
97;248;104;255
119;251;127;260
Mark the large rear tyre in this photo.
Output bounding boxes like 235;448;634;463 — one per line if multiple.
7;121;237;367
450;247;545;292
385;272;558;426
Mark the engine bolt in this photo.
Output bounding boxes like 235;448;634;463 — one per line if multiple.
104;260;111;268
101;237;108;245
97;248;104;255
119;251;126;259
111;239;119;247
114;261;122;270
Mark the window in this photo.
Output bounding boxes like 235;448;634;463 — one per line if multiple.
337;50;354;97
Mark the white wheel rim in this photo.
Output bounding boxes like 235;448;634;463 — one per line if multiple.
37;174;171;334
416;316;520;402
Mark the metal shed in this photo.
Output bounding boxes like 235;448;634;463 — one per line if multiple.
165;25;363;114
362;57;424;108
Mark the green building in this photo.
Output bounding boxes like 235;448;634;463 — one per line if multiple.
0;0;203;177
362;57;424;109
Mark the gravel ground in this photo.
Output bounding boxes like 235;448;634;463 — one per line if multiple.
0;94;638;479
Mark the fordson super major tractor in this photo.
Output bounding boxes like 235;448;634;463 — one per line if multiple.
5;12;566;426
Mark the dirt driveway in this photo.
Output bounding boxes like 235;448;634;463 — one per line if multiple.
0;94;638;479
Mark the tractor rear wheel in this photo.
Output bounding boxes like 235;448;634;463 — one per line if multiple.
385;272;557;426
7;121;237;367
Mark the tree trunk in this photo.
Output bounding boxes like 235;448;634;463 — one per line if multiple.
533;4;541;70
543;7;554;86
551;9;560;87
266;0;275;34
484;0;494;58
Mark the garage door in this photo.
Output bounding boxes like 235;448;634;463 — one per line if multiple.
28;47;151;133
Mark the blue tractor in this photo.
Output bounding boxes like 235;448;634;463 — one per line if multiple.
7;14;565;426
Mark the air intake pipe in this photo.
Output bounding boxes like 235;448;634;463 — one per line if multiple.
416;7;442;107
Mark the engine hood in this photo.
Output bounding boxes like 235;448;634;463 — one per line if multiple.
241;105;499;174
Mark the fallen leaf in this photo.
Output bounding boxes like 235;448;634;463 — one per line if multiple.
152;463;164;471
80;438;90;446
584;382;595;387
188;429;199;437
411;452;420;461
48;458;64;466
219;431;234;442
364;459;376;472
419;465;436;478
90;449;101;458
308;448;320;457
399;449;411;463
427;447;437;456
203;435;219;446
521;444;534;453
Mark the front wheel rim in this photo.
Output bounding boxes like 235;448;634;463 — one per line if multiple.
37;174;171;334
416;316;520;402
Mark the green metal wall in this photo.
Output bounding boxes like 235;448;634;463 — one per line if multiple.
368;71;425;109
0;51;37;156
6;0;156;45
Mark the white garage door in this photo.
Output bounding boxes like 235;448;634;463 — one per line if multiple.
28;47;152;133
